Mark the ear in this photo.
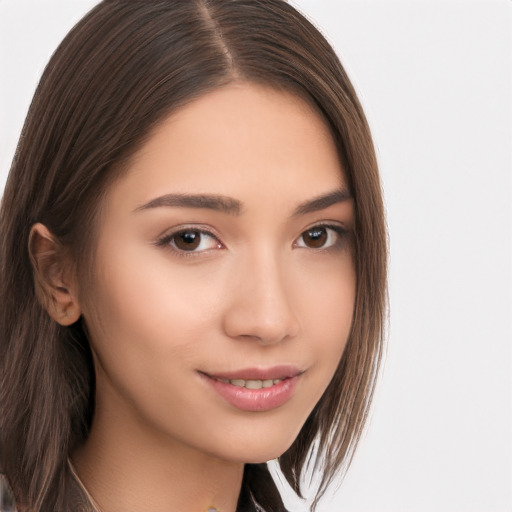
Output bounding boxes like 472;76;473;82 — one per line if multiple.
28;223;81;326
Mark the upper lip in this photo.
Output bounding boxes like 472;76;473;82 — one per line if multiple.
201;364;304;381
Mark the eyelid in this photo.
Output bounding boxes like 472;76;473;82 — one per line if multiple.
298;221;349;237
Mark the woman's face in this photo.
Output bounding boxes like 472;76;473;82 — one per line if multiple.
80;82;355;464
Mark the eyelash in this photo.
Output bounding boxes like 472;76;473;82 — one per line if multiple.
155;223;348;257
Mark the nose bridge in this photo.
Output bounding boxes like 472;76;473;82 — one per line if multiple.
222;244;300;344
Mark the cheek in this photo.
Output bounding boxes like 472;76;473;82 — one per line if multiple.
79;248;224;441
286;254;355;404
296;254;356;337
82;247;218;374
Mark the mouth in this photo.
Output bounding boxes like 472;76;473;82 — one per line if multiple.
201;364;303;386
213;377;284;389
198;364;304;412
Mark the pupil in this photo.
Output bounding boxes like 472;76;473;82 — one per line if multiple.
175;231;200;250
305;228;327;248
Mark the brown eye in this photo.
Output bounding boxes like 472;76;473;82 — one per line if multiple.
295;225;345;250
173;230;201;251
302;227;328;248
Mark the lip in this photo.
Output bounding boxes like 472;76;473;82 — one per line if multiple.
205;364;303;381
199;364;304;412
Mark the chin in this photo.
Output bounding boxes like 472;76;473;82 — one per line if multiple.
204;421;304;465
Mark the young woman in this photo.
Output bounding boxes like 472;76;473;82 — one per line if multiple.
0;1;387;511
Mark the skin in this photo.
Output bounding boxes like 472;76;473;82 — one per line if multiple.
39;82;356;511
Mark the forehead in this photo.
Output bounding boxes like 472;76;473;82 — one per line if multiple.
105;82;346;213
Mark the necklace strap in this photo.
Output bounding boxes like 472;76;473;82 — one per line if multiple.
67;460;222;512
67;459;103;512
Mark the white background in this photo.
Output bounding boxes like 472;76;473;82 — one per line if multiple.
1;1;511;511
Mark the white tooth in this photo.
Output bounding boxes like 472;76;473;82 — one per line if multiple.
262;379;274;388
218;378;230;384
245;380;263;389
230;379;246;387
273;379;282;385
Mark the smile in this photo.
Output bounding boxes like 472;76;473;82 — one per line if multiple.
199;365;304;412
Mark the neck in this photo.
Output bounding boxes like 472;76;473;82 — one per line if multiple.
72;388;244;512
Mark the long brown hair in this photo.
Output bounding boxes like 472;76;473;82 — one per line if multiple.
0;1;387;510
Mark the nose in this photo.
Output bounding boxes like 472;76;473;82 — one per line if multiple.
221;250;301;345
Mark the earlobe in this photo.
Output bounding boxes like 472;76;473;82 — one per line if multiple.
28;223;81;326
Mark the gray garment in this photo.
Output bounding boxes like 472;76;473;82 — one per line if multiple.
0;474;16;512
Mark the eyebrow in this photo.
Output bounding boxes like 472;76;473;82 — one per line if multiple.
134;187;352;216
134;193;243;215
292;188;352;216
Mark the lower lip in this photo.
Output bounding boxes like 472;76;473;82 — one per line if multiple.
201;374;300;412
